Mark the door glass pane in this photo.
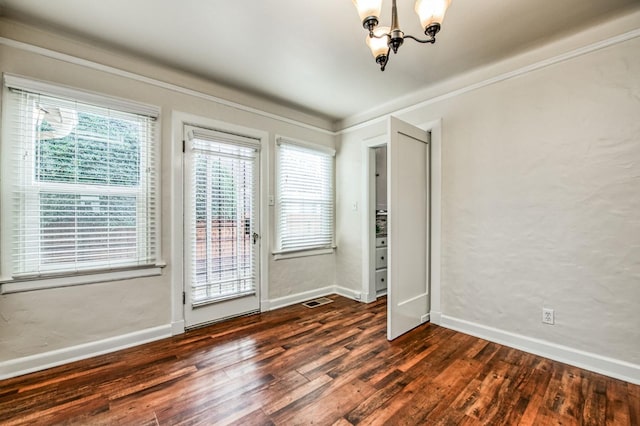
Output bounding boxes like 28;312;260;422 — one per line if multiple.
191;145;256;306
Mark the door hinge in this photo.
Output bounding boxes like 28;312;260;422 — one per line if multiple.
182;291;186;305
182;140;185;153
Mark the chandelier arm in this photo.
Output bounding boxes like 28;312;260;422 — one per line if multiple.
380;47;390;71
370;31;390;39
403;34;436;44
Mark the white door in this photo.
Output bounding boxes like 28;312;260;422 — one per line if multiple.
387;116;430;340
183;126;260;328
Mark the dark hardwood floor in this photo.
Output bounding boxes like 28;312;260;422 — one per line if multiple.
0;295;637;425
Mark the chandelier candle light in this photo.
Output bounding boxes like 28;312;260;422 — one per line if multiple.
352;0;452;71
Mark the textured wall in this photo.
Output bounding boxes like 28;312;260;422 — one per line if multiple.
268;254;336;300
436;37;640;364
0;279;168;361
337;36;640;365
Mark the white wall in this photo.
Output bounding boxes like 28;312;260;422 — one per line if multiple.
337;22;640;381
0;19;336;375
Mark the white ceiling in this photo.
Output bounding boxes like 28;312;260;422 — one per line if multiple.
1;0;639;124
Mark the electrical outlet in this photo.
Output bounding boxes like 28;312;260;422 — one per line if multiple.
542;308;554;325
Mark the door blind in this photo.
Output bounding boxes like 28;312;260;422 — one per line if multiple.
187;134;258;305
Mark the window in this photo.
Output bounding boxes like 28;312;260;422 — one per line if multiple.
1;76;159;285
276;137;335;254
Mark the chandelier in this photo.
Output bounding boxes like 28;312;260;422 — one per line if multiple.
352;0;452;71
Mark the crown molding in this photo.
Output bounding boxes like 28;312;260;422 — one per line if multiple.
338;25;640;134
0;36;337;136
2;19;639;137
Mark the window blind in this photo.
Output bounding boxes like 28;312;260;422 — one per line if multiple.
276;140;334;252
2;82;158;278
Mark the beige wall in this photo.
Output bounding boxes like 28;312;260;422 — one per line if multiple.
0;20;336;364
337;34;640;368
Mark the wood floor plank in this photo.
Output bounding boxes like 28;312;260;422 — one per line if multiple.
262;374;333;416
345;372;409;424
270;378;375;426
515;359;556;425
605;378;631;425
627;382;640;425
0;295;637;425
355;358;448;426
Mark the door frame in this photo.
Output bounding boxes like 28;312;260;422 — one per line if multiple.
361;134;387;304
171;111;270;335
360;118;443;325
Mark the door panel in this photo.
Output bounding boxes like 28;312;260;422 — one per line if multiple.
184;126;260;328
387;116;430;340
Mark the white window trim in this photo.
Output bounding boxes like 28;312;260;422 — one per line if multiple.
0;74;164;293
275;135;336;156
0;266;164;294
3;74;159;117
274;135;336;260
272;247;335;261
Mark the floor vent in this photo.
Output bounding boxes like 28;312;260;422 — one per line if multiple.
302;297;334;308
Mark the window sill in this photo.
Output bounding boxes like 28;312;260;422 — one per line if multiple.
0;264;165;294
272;247;335;261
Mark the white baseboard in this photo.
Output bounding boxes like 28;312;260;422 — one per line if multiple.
267;285;362;311
429;310;442;325
171;320;185;336
361;292;376;303
440;315;640;385
267;286;336;311
334;285;361;302
0;324;172;381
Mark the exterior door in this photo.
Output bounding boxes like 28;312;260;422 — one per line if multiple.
387;116;430;340
183;125;260;328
